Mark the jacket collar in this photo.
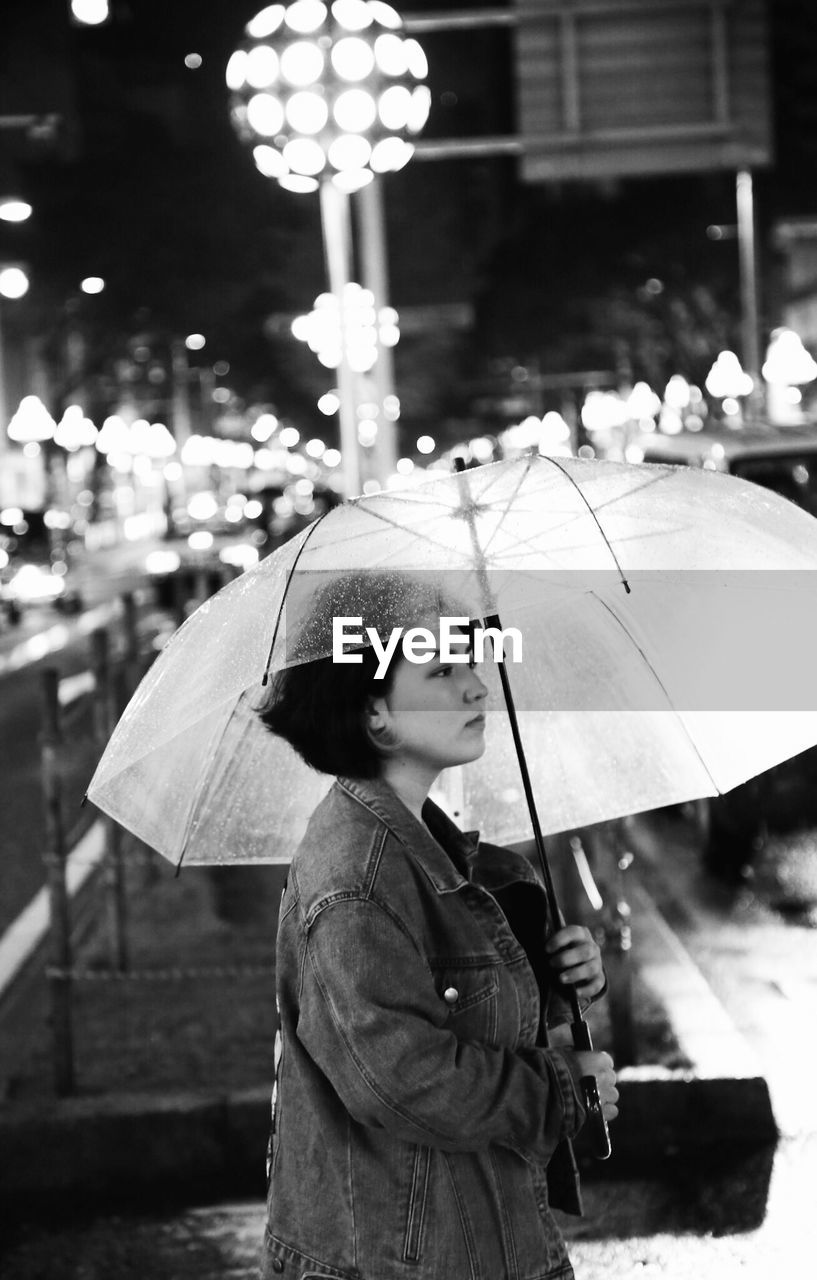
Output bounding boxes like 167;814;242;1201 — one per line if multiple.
336;776;477;894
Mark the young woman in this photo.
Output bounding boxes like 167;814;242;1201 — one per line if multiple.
258;590;617;1280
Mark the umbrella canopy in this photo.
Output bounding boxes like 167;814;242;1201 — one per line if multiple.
88;455;817;865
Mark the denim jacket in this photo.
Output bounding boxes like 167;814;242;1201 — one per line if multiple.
261;776;593;1280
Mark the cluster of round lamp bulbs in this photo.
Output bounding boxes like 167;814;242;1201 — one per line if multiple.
227;0;430;193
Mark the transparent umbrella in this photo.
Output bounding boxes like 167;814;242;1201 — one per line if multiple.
88;454;817;868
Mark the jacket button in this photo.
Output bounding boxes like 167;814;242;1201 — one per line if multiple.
272;1260;284;1274
443;987;459;1004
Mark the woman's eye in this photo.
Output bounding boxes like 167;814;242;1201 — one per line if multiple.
432;665;454;677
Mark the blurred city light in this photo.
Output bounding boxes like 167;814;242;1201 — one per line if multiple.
96;415;130;454
145;550;182;575
663;374;691;410
7;396;56;442
6;563;64;603
625;381;661;426
657;405;684;434
416;434;435;454
291;285;397;373
70;0;110;26
762;328;817;384
581;390;627;432
318;391;340;415
279;426;300;447
0;266;29;299
80;276;105;294
220;543;260;571
188;531;215;551
185;333;206;351
54;405;98;449
228;1;430;193
762;328;817;425
251;413;279;441
0;199;32;223
705;350;754;399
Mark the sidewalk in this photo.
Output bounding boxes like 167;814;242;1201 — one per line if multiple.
0;823;777;1208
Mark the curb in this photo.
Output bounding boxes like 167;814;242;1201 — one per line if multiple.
0;1070;775;1207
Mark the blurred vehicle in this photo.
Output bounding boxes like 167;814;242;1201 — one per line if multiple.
148;481;341;620
634;424;817;517
0;507;83;621
632;424;817;877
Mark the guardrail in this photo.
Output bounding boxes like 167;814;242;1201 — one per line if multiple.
33;567;240;1095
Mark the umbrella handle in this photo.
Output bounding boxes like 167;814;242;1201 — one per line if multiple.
572;1015;612;1160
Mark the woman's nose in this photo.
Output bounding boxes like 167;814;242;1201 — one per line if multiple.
464;670;488;701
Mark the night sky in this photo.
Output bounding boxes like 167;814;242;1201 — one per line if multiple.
1;0;815;452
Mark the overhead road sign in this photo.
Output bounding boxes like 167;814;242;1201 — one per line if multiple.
513;0;772;182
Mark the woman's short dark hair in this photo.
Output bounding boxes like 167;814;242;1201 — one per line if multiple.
257;568;470;776
257;646;397;778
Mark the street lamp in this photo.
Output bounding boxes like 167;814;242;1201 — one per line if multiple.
705;350;754;424
762;328;817;426
227;1;430;496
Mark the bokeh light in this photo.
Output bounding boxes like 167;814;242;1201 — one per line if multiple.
228;1;430;192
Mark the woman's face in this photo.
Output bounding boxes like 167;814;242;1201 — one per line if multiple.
367;624;488;777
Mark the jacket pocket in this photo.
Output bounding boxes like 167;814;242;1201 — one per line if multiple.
403;1143;432;1263
261;1229;359;1280
430;959;500;1048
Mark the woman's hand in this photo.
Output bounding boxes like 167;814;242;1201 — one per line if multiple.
571;1049;619;1123
545;924;606;999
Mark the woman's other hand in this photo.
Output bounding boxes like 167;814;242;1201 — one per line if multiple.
545;924;606;999
571;1049;619;1123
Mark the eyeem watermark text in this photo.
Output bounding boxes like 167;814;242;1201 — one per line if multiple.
333;616;523;678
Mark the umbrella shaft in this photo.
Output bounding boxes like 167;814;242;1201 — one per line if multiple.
485;613;584;1030
487;613;611;1159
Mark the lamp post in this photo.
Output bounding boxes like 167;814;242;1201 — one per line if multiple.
0;264;30;465
227;0;430;496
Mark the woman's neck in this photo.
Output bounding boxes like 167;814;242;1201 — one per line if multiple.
379;759;437;822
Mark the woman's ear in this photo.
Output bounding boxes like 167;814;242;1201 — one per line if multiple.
365;695;399;751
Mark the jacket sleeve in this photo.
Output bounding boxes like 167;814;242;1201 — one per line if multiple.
295;895;586;1164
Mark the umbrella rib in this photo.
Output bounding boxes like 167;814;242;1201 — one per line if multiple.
538;456;632;593
469;457;536;563
327;501;476;560
261;510;333;685
173;696;245;874
592;592;721;794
